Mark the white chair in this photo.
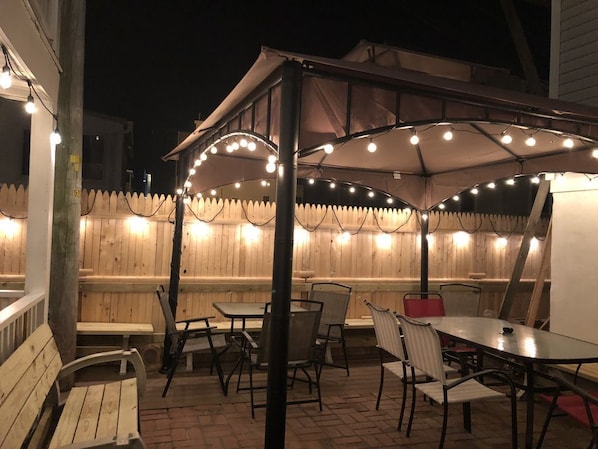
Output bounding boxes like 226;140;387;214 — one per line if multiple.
396;313;518;449
364;299;457;431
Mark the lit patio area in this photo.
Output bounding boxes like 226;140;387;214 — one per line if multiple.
82;358;593;449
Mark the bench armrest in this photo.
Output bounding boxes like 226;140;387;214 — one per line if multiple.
58;349;147;398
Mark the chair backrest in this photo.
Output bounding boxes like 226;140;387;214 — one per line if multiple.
255;299;323;365
439;283;481;317
364;300;407;361
156;287;179;351
308;283;351;339
396;314;448;383
403;292;445;318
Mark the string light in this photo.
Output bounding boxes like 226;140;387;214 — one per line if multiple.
25;81;35;114
500;132;513;144
323;144;334;154
442;127;454;141
0;45;11;89
409;129;419;145
563;137;574;149
367;139;377;153
525;135;536;146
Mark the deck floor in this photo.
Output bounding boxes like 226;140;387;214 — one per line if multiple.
114;358;594;449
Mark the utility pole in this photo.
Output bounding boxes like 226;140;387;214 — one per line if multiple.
48;0;86;369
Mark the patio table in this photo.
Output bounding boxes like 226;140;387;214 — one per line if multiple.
421;316;598;449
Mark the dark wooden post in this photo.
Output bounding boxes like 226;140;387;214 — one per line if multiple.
265;60;301;449
49;0;85;370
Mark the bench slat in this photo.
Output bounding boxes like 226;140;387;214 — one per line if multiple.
49;386;87;448
74;384;104;443
117;378;139;435
96;382;121;439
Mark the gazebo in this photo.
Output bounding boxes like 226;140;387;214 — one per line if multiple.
163;41;598;448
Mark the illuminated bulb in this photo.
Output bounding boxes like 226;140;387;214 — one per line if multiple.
367;141;377;153
240;138;248;147
386;197;393;204
531;176;540;184
525;136;536;146
308;178;315;185
50;127;61;145
471;187;479;195
232;142;240;150
265;162;276;173
200;153;208;161
210;146;217;154
234;182;241;188
261;180;268;187
330;182;336;189
184;181;192;188
404;207;411;214
189;168;196;175
438;203;446;210
421;213;428;221
226;144;234;153
210;189;217;196
506;178;515;185
196;193;202;198
564;138;574;148
452;195;460;201
409;133;419;145
496;237;508;248
268;155;277;163
501;133;513;144
25;95;36;114
0;65;11;89
183;196;191;204
487;182;496;189
247;141;257;151
592;149;598;159
349;186;356;193
176;188;183;195
323;144;334;154
442;129;453;141
367;191;375;198
194;159;201;167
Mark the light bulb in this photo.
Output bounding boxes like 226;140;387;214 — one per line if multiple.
348;186;355;193
409;134;419;145
531;176;540;184
367;141;377;153
506;178;515;185
443;129;453;141
210;146;218;154
50;128;61;145
470;187;479;195
367;191;375;198
0;65;11;89
308;178;315;185
563;138;574;148
323;144;334;154
200;153;208;161
525;136;536;146
234;182;241;188
501;133;512;144
247;141;257;151
25;95;36;114
330;182;336;189
438;203;446;210
487;182;496;189
265;162;276;173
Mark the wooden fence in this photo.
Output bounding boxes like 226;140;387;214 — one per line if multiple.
0;184;550;332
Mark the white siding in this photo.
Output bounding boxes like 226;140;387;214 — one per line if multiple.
557;0;598;106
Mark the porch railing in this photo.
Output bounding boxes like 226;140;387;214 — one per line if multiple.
0;291;45;363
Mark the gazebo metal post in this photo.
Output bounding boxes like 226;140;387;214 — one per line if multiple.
160;192;185;372
420;211;429;293
265;60;301;449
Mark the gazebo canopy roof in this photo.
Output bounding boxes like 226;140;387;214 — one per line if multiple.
164;41;598;210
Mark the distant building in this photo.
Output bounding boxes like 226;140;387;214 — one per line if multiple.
0;98;134;192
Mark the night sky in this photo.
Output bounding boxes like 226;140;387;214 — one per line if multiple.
83;0;550;194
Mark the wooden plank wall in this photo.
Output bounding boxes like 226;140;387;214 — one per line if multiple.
0;185;550;331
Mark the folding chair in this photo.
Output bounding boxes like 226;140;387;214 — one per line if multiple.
235;299;324;418
156;286;227;397
308;282;352;376
396;314;518;449
364;299;457;431
439;283;482;317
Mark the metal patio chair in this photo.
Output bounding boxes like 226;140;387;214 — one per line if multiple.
156;286;227;397
396;314;518;449
364;299;457;431
439;283;482;317
307;282;352;376
235;299;324;418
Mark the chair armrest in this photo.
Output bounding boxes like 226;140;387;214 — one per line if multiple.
241;330;259;349
58;349;147;398
548;369;598;406
176;316;216;331
446;368;514;390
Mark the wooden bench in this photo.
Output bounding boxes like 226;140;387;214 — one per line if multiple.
77;322;154;375
557;362;598;384
0;323;146;449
